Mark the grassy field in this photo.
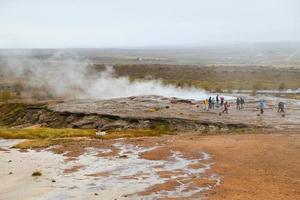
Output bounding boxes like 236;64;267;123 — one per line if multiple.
94;64;300;91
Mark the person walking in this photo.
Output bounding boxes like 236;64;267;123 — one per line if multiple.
278;102;285;113
240;97;245;109
208;97;212;110
222;101;229;114
259;99;266;114
236;97;241;110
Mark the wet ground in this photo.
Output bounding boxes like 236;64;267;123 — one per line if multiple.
1;94;300;200
0;137;220;200
48;95;300;130
1;132;300;200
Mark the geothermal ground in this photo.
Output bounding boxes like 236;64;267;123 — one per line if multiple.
0;94;300;200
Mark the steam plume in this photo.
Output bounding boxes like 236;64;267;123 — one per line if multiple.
0;51;209;100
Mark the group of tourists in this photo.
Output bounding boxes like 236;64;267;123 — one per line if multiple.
203;95;225;110
202;95;286;116
236;97;245;110
258;99;285;115
203;95;229;114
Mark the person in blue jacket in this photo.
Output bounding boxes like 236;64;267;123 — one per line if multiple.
259;99;266;114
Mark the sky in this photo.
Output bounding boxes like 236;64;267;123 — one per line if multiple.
0;0;299;48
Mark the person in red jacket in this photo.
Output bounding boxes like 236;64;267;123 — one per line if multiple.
222;101;230;114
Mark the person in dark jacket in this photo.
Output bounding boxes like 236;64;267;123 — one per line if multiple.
236;97;241;110
278;102;285;113
240;97;245;109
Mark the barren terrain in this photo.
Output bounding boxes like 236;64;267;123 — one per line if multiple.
0;94;300;199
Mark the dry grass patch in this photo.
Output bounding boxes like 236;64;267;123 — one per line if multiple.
14;139;54;149
100;125;175;140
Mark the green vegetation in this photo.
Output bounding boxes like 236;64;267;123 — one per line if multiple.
12;82;24;97
0;103;26;126
0;127;96;139
99;122;174;139
14;139;55;149
0;122;173;149
278;82;286;90
1;90;11;104
113;64;300;91
101;128;174;140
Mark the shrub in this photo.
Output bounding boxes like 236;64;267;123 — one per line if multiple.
278;82;286;90
1;90;11;104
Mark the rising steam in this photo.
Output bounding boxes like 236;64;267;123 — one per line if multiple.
0;52;210;100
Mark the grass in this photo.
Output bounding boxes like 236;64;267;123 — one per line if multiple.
0;103;26;126
1;123;174;149
14;139;54;149
100;129;174;139
100;124;175;140
0;127;96;139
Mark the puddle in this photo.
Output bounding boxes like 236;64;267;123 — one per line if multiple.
0;139;220;200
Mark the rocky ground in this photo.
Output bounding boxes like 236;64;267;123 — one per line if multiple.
1;94;300;200
2;95;300;132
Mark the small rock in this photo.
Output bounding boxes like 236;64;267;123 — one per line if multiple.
119;155;128;159
96;131;107;136
8;160;12;163
52;179;56;183
94;193;98;196
9;172;13;175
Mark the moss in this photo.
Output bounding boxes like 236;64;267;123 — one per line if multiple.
0;127;96;139
234;128;247;134
100;125;175;140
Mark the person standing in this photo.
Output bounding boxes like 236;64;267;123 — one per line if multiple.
216;95;219;107
212;97;215;109
203;99;209;111
220;96;224;106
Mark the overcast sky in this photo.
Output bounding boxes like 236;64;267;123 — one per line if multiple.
0;0;299;48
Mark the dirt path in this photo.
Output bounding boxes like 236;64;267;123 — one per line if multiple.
194;133;300;200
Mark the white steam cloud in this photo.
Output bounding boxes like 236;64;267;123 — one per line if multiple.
0;52;210;100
